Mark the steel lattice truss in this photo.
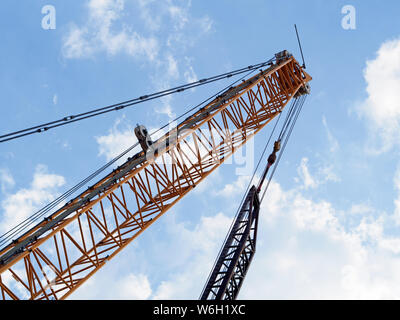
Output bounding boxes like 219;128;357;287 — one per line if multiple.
0;55;311;300
200;185;260;300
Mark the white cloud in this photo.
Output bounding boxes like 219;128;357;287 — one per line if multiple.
393;167;400;225
151;212;233;299
59;163;400;300
62;0;159;61
0;165;65;234
155;99;175;119
71;272;152;300
52;94;58;105
183;57;198;84
63;0;213;126
62;25;94;59
150;169;400;299
322;115;339;153
295;157;340;189
62;0;213;62
297;157;318;189
165;3;213;49
349;203;374;215
216;175;252;197
198;16;213;34
136;0;162;31
0;169;15;193
95;121;140;162
184;66;198;83
119;273;152;299
168;5;189;31
239;175;400;299
68;209;233;300
356;37;400;153
192;167;222;196
166;53;179;79
95;116;182;165
317;164;340;184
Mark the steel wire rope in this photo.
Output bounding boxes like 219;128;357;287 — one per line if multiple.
199;105;285;299
0;59;275;144
260;95;307;203
0;66;262;251
200;94;308;299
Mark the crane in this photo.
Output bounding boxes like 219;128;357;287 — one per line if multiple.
0;50;311;300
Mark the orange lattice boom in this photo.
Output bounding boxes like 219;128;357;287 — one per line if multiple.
0;51;311;300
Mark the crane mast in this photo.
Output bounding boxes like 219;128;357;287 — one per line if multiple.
200;185;260;300
0;51;311;300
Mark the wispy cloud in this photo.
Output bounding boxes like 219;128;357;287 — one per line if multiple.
62;0;159;61
297;157;318;189
295;157;339;190
52;94;58;105
0;169;15;193
72;272;152;299
0;165;65;234
95;117;141;162
322;115;339;153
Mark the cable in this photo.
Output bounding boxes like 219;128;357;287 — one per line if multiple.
0;58;275;144
200;92;308;299
0;66;261;250
260;95;307;202
200;110;283;299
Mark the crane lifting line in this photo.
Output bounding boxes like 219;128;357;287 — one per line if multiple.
0;65;263;250
200;94;307;298
0;58;275;144
261;94;307;202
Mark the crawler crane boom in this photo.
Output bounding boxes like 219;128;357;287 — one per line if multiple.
0;51;311;300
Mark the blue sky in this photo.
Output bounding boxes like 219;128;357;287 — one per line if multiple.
1;0;400;299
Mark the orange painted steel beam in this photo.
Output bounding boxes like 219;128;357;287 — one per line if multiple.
0;54;311;300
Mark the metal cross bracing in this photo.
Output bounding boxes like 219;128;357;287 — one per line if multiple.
200;185;260;300
0;52;311;300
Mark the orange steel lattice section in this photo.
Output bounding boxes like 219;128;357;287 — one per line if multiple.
0;55;311;300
